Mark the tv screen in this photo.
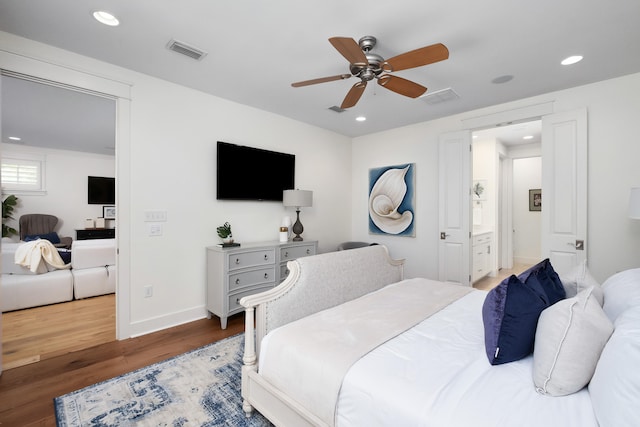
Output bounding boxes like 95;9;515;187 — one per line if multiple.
217;141;295;201
88;176;115;204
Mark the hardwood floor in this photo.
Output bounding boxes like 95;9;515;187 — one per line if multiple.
473;262;532;291
0;306;243;426
2;295;116;370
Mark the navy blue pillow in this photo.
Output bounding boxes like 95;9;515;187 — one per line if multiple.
482;274;549;365
24;231;61;244
518;259;566;305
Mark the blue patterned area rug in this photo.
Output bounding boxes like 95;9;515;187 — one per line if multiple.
54;334;272;426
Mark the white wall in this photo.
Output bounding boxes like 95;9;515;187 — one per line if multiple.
353;72;640;282
1;143;115;239
512;157;542;264
0;32;353;337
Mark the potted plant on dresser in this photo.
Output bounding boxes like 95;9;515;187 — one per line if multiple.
216;222;233;244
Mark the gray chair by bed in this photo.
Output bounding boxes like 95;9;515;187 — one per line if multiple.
337;241;377;251
19;213;73;249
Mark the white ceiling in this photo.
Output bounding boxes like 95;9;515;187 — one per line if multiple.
1;0;639;153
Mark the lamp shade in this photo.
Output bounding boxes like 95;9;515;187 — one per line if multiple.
283;189;313;208
630;187;640;219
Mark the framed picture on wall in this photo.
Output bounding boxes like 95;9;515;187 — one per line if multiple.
103;205;116;219
529;189;541;211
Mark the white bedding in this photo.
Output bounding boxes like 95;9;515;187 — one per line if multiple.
335;290;598;427
259;278;471;426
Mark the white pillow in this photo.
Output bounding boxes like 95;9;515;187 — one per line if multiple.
533;287;613;396
559;260;604;306
589;306;640;427
601;268;640;322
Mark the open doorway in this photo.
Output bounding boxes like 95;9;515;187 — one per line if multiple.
1;74;117;370
471;120;541;289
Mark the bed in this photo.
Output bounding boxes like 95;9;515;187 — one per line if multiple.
239;245;640;427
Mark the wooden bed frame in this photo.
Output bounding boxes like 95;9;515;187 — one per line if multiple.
239;245;404;426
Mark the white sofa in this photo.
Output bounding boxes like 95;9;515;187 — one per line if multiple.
1;238;115;312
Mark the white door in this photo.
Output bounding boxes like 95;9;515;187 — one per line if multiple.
438;131;472;285
541;108;587;274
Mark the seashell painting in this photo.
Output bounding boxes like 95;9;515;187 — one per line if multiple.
368;163;415;236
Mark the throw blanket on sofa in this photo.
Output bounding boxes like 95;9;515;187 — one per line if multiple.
259;278;472;426
15;239;70;273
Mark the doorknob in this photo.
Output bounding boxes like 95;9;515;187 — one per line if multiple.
567;240;585;250
440;232;449;240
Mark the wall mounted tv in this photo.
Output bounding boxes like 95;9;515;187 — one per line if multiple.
88;176;115;205
216;141;295;201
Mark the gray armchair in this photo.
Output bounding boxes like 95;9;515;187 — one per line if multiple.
19;214;73;249
337;241;377;251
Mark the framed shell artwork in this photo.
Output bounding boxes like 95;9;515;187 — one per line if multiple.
368;163;415;237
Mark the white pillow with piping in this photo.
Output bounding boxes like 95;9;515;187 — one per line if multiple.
533;287;613;396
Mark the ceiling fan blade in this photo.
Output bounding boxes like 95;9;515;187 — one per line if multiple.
291;74;352;87
377;75;427;98
329;37;368;66
340;81;367;109
383;43;449;72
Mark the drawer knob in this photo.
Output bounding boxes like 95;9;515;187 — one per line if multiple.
306;249;310;254
235;258;240;265
284;251;289;258
264;273;268;279
264;254;269;260
236;297;241;304
235;278;240;285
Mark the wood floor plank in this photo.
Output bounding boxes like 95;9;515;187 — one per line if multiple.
2;294;116;370
0;312;243;425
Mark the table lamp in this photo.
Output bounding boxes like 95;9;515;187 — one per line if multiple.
283;189;313;241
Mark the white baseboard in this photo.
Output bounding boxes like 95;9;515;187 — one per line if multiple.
128;305;208;338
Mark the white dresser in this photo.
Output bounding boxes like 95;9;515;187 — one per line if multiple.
206;240;317;328
472;231;493;283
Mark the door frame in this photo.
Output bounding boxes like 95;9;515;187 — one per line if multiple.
0;50;132;341
440;101;587;281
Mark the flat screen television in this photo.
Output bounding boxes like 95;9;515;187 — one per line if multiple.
216;141;295;201
88;176;115;205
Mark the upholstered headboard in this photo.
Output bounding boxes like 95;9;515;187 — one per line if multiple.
240;245;404;356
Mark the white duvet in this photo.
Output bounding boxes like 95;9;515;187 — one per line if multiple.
335;290;598;427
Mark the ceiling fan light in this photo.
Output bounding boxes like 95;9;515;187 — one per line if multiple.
356;116;366;122
93;11;119;26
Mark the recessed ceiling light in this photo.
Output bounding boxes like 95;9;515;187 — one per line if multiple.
523;135;534;140
561;55;583;66
8;136;21;141
93;11;119;26
355;116;366;122
491;75;514;84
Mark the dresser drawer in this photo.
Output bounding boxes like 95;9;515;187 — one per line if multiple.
280;263;292;281
228;284;273;313
280;244;316;262
229;266;276;291
227;249;276;271
473;233;492;246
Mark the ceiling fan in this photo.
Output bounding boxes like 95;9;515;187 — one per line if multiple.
291;36;449;109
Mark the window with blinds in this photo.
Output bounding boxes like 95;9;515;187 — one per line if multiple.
1;154;45;193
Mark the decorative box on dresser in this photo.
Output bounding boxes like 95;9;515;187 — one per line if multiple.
206;240;317;328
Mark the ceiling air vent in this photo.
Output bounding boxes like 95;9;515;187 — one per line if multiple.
166;39;207;61
328;105;346;113
420;87;460;105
